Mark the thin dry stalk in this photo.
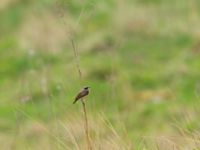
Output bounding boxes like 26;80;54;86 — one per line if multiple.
71;39;82;79
81;99;92;150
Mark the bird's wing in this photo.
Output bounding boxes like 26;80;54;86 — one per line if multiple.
75;91;85;101
75;90;89;100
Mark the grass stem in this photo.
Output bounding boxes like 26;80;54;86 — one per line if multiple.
81;99;92;150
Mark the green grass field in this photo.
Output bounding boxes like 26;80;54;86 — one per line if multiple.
1;0;200;149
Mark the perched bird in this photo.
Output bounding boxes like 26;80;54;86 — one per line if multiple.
73;87;90;104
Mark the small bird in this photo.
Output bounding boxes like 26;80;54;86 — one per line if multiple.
73;87;90;104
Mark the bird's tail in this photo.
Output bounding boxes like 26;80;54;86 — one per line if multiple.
73;100;77;104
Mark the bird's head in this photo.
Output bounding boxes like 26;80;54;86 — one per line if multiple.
84;86;90;90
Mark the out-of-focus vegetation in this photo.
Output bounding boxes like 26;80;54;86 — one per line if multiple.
1;0;200;149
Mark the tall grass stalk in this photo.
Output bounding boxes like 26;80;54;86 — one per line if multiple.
55;1;92;148
82;100;92;150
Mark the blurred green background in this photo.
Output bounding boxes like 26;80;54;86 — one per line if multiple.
1;0;200;149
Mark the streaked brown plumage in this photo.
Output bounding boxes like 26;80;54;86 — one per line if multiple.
73;87;90;104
